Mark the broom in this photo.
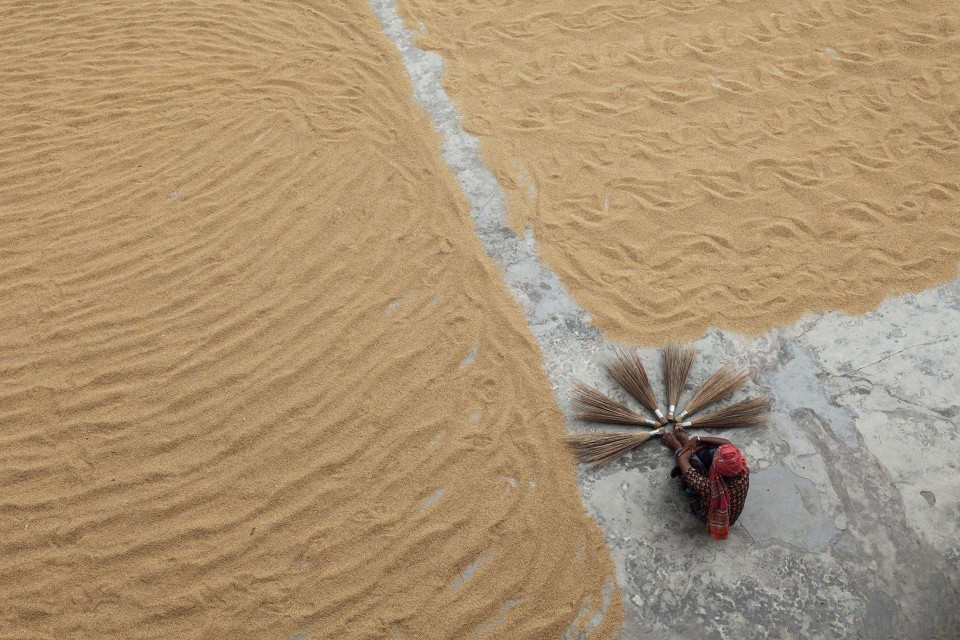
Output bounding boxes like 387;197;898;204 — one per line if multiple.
675;364;750;422
663;343;697;421
603;349;665;423
566;428;665;465
571;381;661;427
676;396;770;429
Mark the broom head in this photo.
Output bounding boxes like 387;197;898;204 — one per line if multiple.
566;429;664;465
676;364;750;421
663;342;698;420
679;396;770;429
572;381;659;426
603;349;664;421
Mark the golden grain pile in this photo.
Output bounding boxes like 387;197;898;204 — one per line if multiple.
399;0;960;343
0;2;620;637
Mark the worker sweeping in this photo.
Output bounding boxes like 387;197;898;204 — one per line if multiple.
661;424;749;540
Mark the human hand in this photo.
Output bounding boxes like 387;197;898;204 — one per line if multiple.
661;432;682;451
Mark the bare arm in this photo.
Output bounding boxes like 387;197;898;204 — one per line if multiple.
674;425;729;449
676;438;697;474
663;431;699;474
667;429;731;473
677;449;695;474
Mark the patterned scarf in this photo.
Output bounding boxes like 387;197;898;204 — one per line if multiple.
707;444;748;540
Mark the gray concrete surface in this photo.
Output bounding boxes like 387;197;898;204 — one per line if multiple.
372;2;960;637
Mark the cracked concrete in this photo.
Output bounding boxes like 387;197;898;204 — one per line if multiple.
371;2;960;637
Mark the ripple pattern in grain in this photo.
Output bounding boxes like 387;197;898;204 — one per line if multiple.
0;2;620;638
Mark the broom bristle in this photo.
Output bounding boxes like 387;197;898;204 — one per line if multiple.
571;381;657;426
680;396;770;429
603;349;664;421
676;364;750;421
663;342;698;420
565;430;659;465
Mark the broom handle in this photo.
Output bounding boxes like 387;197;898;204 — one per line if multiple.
678;420;741;429
683;435;729;447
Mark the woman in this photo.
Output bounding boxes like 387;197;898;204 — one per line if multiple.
661;425;749;540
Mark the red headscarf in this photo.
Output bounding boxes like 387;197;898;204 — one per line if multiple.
707;444;748;540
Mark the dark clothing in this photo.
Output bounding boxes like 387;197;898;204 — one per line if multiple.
679;448;749;525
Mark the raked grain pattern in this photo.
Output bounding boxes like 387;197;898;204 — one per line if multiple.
0;2;620;638
398;0;960;344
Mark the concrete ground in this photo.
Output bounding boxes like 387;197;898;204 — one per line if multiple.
372;2;960;637
576;289;960;639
